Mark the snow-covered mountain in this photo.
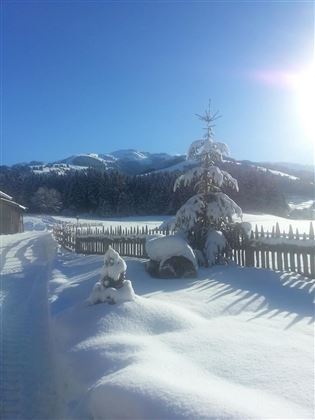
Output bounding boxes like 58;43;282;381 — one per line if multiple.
14;149;314;183
29;150;186;175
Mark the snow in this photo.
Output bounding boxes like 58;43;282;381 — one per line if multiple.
0;190;13;200
88;279;135;305
206;192;242;222
0;232;63;418
243;213;313;233
24;215;55;231
287;195;314;211
173;193;242;232
187;139;229;161
174;194;204;230
174;165;238;192
50;250;314;419
100;246;127;283
24;212;313;239
31;163;89;175
256;165;299;180
145;235;198;268
1;221;314;419
205;230;227;265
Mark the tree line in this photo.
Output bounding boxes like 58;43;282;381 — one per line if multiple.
0;163;312;216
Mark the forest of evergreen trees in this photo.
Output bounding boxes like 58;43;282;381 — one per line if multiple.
0;162;313;217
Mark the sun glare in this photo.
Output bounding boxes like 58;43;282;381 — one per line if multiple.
291;65;315;145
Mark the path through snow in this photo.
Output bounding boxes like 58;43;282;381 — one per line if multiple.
0;232;61;419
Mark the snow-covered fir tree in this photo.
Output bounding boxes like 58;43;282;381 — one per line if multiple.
173;101;242;265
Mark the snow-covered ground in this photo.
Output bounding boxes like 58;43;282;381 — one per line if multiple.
287;195;314;211
0;232;63;419
50;249;314;419
2;216;314;418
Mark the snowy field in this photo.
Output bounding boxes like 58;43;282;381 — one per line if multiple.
1;215;314;418
24;211;313;235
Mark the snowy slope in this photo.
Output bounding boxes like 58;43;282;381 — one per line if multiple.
27;150;186;175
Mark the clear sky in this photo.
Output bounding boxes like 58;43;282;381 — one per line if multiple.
1;0;314;165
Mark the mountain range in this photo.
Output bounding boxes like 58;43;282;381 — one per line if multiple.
12;149;314;183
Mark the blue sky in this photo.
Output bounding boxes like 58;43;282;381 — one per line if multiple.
1;0;314;165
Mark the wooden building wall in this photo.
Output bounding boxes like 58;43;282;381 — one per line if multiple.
0;201;24;234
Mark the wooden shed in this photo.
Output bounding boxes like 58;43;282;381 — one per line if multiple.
0;190;26;234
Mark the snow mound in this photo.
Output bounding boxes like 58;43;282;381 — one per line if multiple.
88;280;135;305
146;235;197;269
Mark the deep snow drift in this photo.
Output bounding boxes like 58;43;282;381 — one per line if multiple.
50;246;314;419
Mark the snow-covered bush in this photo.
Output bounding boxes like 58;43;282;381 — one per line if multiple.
145;235;198;278
88;280;135;305
173;101;242;266
100;246;127;286
146;235;198;270
159;217;176;231
88;247;135;304
205;230;227;266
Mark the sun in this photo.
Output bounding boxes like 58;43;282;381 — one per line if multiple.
291;65;315;145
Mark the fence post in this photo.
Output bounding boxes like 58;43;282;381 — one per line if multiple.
245;245;255;267
309;222;314;240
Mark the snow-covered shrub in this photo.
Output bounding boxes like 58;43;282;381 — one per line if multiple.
100;246;127;286
88;280;135;305
145;235;198;278
146;235;197;270
239;222;252;237
88;247;135;305
173;101;242;266
205;230;227;266
159;217;176;231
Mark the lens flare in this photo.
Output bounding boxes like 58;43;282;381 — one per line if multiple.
291;65;315;144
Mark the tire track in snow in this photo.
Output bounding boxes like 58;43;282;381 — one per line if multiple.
0;232;61;419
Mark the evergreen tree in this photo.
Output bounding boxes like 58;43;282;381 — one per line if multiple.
173;101;241;263
31;187;62;213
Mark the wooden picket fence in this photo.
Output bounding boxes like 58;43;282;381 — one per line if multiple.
223;223;315;278
53;224;172;258
53;222;315;279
